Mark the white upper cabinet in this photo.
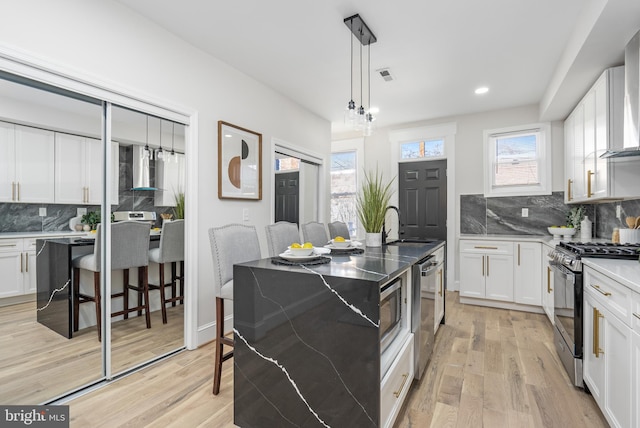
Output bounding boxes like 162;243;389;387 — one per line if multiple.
154;153;185;207
54;133;118;205
0;121;55;203
565;66;640;202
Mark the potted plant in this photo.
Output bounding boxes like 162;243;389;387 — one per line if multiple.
356;167;395;247
566;206;585;230
173;191;185;219
81;211;114;231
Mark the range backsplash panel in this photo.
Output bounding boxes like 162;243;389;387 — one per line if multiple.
0;146;171;233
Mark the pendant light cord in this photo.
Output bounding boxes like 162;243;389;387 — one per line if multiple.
350;22;354;101
367;41;371;112
359;39;363;110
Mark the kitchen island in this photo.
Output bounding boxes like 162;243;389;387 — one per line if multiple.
233;241;443;428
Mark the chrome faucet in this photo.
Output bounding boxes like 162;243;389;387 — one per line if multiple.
382;205;401;245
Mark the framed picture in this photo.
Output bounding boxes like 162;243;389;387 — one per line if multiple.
218;121;262;200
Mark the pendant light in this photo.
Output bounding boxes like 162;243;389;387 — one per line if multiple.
169;122;178;163
364;42;375;136
156;118;165;162
142;115;152;160
345;20;356;125
356;40;365;129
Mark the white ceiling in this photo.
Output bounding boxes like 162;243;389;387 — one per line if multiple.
24;1;640;137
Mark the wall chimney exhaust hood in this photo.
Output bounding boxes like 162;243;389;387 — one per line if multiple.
131;145;158;191
601;30;640;158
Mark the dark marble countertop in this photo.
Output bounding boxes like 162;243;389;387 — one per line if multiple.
237;240;445;285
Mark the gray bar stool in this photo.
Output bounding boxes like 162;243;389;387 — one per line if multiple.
265;221;301;257
328;221;351;240
301;221;329;247
148;219;184;324
72;221;151;341
208;224;261;395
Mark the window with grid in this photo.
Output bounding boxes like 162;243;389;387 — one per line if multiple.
330;151;358;238
483;123;551;197
400;138;444;160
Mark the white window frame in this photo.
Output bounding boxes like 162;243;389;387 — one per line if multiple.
483;122;551;197
331;138;364;239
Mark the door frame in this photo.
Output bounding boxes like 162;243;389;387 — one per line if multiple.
390;123;457;291
0;46;199;376
271;137;327;224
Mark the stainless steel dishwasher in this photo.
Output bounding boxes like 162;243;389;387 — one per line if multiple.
412;254;438;380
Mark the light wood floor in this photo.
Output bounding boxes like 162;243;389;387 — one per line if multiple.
67;292;608;428
0;300;183;405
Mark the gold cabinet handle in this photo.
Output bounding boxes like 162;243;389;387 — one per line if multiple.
393;373;409;398
517;244;521;266
487;256;490;277
17;182;20;201
482;255;485;276
593;307;603;358
591;284;612;297
587;170;594;198
567;179;573;201
547;266;552;293
11;182;15;201
20;252;23;273
438;269;443;296
0;243;18;247
25;252;28;272
474;246;498;250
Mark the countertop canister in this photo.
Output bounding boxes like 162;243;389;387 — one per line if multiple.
580;216;592;240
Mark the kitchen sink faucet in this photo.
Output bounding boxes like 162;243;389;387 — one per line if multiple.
382;205;401;245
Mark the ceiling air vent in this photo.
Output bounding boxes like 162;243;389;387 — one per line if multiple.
377;68;394;82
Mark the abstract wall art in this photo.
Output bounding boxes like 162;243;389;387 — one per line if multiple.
218;121;262;200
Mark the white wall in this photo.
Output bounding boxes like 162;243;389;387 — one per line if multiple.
0;0;330;346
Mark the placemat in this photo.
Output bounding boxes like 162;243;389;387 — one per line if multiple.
271;256;332;266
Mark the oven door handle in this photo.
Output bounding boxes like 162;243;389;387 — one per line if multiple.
549;262;576;285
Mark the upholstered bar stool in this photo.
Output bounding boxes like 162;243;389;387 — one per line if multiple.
301;221;329;247
265;221;301;257
328;221;351;240
72;221;151;341
208;224;261;395
148;219;184;324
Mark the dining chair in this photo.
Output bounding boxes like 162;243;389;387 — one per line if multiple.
265;221;301;257
328;221;351;240
72;221;151;341
301;221;329;247
148;219;184;324
208;224;261;395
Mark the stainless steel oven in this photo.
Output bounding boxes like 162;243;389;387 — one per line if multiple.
550;261;583;387
380;276;402;354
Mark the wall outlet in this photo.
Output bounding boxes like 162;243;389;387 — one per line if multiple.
616;204;622;219
39;207;47;217
243;208;249;222
521;208;529;217
77;207;87;216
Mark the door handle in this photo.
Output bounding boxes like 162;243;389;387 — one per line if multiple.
20;252;24;273
517;244;520;266
567;179;573;201
11;182;15;201
486;256;490;277
593;307;603;358
438;269;443;296
25;252;29;272
590;284;611;297
17;182;20;201
587;170;594;198
482;255;485;276
547;266;552;293
474;246;498;250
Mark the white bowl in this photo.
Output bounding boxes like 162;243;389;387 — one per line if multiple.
287;246;314;256
329;239;351;248
548;227;576;239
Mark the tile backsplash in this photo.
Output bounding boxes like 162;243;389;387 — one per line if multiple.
460;192;640;240
0;146;172;233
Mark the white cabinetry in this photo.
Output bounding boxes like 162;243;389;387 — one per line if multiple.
380;334;414;428
459;240;513;302
55;133;118;205
541;243;554;324
154;153;185;206
0;238;38;300
513;241;541;306
0;121;55;203
632;292;640;428
565;66;639;202
583;267;632;428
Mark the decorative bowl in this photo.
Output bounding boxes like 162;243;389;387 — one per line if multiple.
287;245;314;256
548;226;576;240
329;238;351;248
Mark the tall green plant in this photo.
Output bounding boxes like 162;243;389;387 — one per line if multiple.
173;191;185;219
356;168;395;233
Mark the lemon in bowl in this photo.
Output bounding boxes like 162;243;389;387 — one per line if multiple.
330;236;351;248
287;242;314;256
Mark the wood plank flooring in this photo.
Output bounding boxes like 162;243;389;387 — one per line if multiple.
67;292;608;427
0;301;183;405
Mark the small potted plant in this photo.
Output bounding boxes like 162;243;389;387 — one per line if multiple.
81;211;101;231
356;167;395;247
173;191;185;220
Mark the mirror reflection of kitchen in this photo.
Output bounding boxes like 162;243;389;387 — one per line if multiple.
274;152;320;224
0;76;186;404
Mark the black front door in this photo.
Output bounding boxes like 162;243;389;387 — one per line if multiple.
398;160;447;240
275;171;299;224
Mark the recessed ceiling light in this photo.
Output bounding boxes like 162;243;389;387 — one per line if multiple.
475;87;489;95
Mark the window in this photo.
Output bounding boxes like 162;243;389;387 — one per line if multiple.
483;123;551;197
330;150;358;238
400;138;444;160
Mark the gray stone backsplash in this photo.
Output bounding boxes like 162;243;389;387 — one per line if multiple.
0;146;172;233
459;192;640;240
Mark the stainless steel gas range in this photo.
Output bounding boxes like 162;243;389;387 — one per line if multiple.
548;241;640;387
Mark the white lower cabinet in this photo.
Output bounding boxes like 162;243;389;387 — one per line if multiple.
583;267;632;428
632;292;640;428
0;238;35;299
380;334;414;428
514;241;541;306
459;240;513;302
